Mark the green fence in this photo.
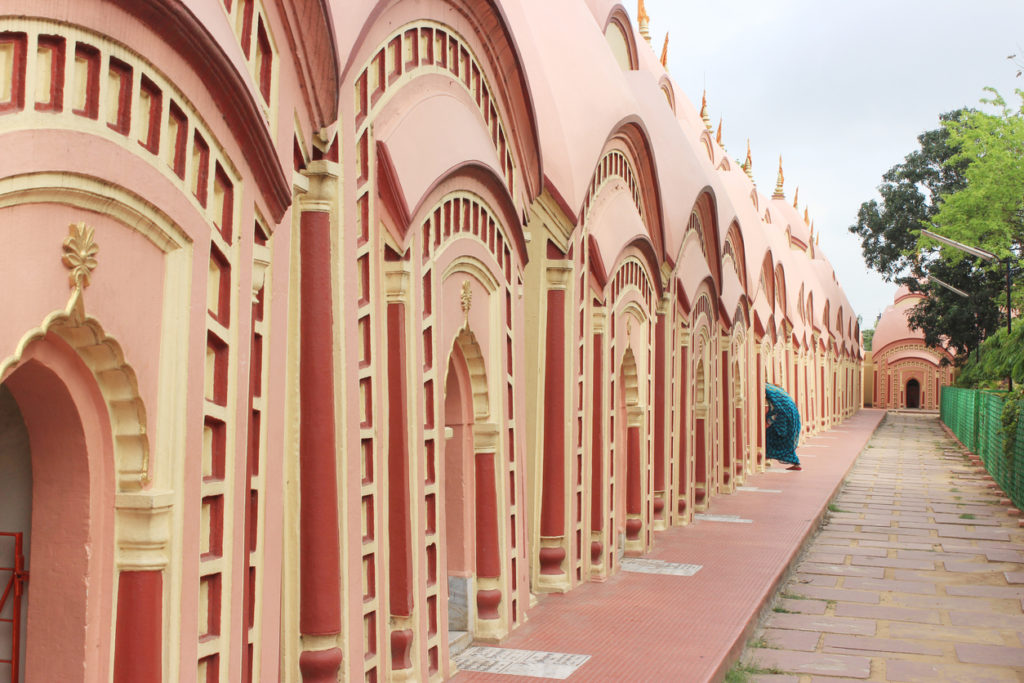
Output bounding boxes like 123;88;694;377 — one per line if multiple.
940;386;1024;510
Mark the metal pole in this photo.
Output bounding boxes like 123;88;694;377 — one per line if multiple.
1008;257;1013;392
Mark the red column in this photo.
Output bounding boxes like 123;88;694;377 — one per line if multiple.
624;426;642;540
589;327;603;561
113;571;162;683
678;345;688;515
539;283;566;575
386;297;413;670
475;452;501;619
652;315;666;521
720;349;730;485
298;208;343;680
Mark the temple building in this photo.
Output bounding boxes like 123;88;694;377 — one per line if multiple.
0;1;862;681
869;286;953;410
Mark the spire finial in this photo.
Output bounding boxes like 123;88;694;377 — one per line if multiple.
638;0;651;43
743;139;753;180
816;231;820;246
660;32;669;68
715;117;723;146
772;155;785;199
700;90;712;131
803;206;810;224
793;186;799;209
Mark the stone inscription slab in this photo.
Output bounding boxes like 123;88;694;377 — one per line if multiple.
694;513;753;523
620;558;703;576
454;647;590;679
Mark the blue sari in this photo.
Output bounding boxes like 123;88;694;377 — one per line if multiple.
765;383;801;465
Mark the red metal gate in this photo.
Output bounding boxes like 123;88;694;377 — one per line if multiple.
0;533;27;683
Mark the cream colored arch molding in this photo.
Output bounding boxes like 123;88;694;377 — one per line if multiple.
443;255;499;422
0;222;173;570
1;224;150;490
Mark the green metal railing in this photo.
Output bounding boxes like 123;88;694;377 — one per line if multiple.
940;386;1024;509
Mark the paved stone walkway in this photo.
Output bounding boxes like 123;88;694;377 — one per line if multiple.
739;412;1024;682
455;410;887;682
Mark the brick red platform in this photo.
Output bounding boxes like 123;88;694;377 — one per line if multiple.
455;409;886;682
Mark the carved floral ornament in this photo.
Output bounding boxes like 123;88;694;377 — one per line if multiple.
62;222;99;290
461;279;473;328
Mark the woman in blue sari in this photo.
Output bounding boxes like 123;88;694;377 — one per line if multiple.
764;383;802;470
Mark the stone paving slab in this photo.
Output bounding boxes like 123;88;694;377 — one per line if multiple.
735;412;1024;682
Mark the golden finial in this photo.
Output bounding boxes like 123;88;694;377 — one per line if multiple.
715;117;723;146
700;90;712;131
660;33;669;68
62;222;99;290
772;155;785;199
638;0;651;43
743;139;753;180
792;186;799;209
803;206;810;224
816;231;820;246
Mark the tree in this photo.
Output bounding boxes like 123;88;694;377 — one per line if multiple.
861;328;874;351
904;259;1005;364
849;110;1004;364
849;110;969;281
923;89;1024;314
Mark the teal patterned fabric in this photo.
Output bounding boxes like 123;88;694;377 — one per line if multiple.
765;383;801;465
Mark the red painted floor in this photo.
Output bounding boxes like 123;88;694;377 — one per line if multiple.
454;409;886;683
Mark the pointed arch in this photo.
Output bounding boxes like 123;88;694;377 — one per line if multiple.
602;6;639;71
691;191;722;291
1;295;149;491
582;121;667;263
723;221;747;292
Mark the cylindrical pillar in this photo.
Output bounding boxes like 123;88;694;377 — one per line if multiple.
297;196;343;680
113;571;163;683
539;261;568;578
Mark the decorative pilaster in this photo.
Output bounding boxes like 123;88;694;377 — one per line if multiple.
384;259;415;678
538;258;572;591
473;422;505;641
113;491;173;683
297;160;343;681
652;298;669;530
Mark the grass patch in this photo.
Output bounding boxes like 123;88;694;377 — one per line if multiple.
954;496;962;501
827;503;849;513
751;637;770;649
959;513;976;520
772;606;793;613
950;487;960;492
725;661;786;683
780;591;810;600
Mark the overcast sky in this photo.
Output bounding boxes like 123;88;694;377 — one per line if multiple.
629;0;1024;328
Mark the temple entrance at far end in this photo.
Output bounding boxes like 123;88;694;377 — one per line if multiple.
906;378;920;409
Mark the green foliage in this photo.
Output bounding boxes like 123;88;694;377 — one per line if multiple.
849;108;1007;364
862;328;874;351
1001;387;1023;460
955;324;1024;389
904;261;1004;364
926;90;1024;300
850;110;969;281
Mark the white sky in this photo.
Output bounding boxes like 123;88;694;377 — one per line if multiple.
629;0;1024;328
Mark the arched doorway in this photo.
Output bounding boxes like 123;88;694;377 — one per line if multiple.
906;379;920;409
442;330;502;649
0;335;116;682
443;344;474;648
0;385;30;683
